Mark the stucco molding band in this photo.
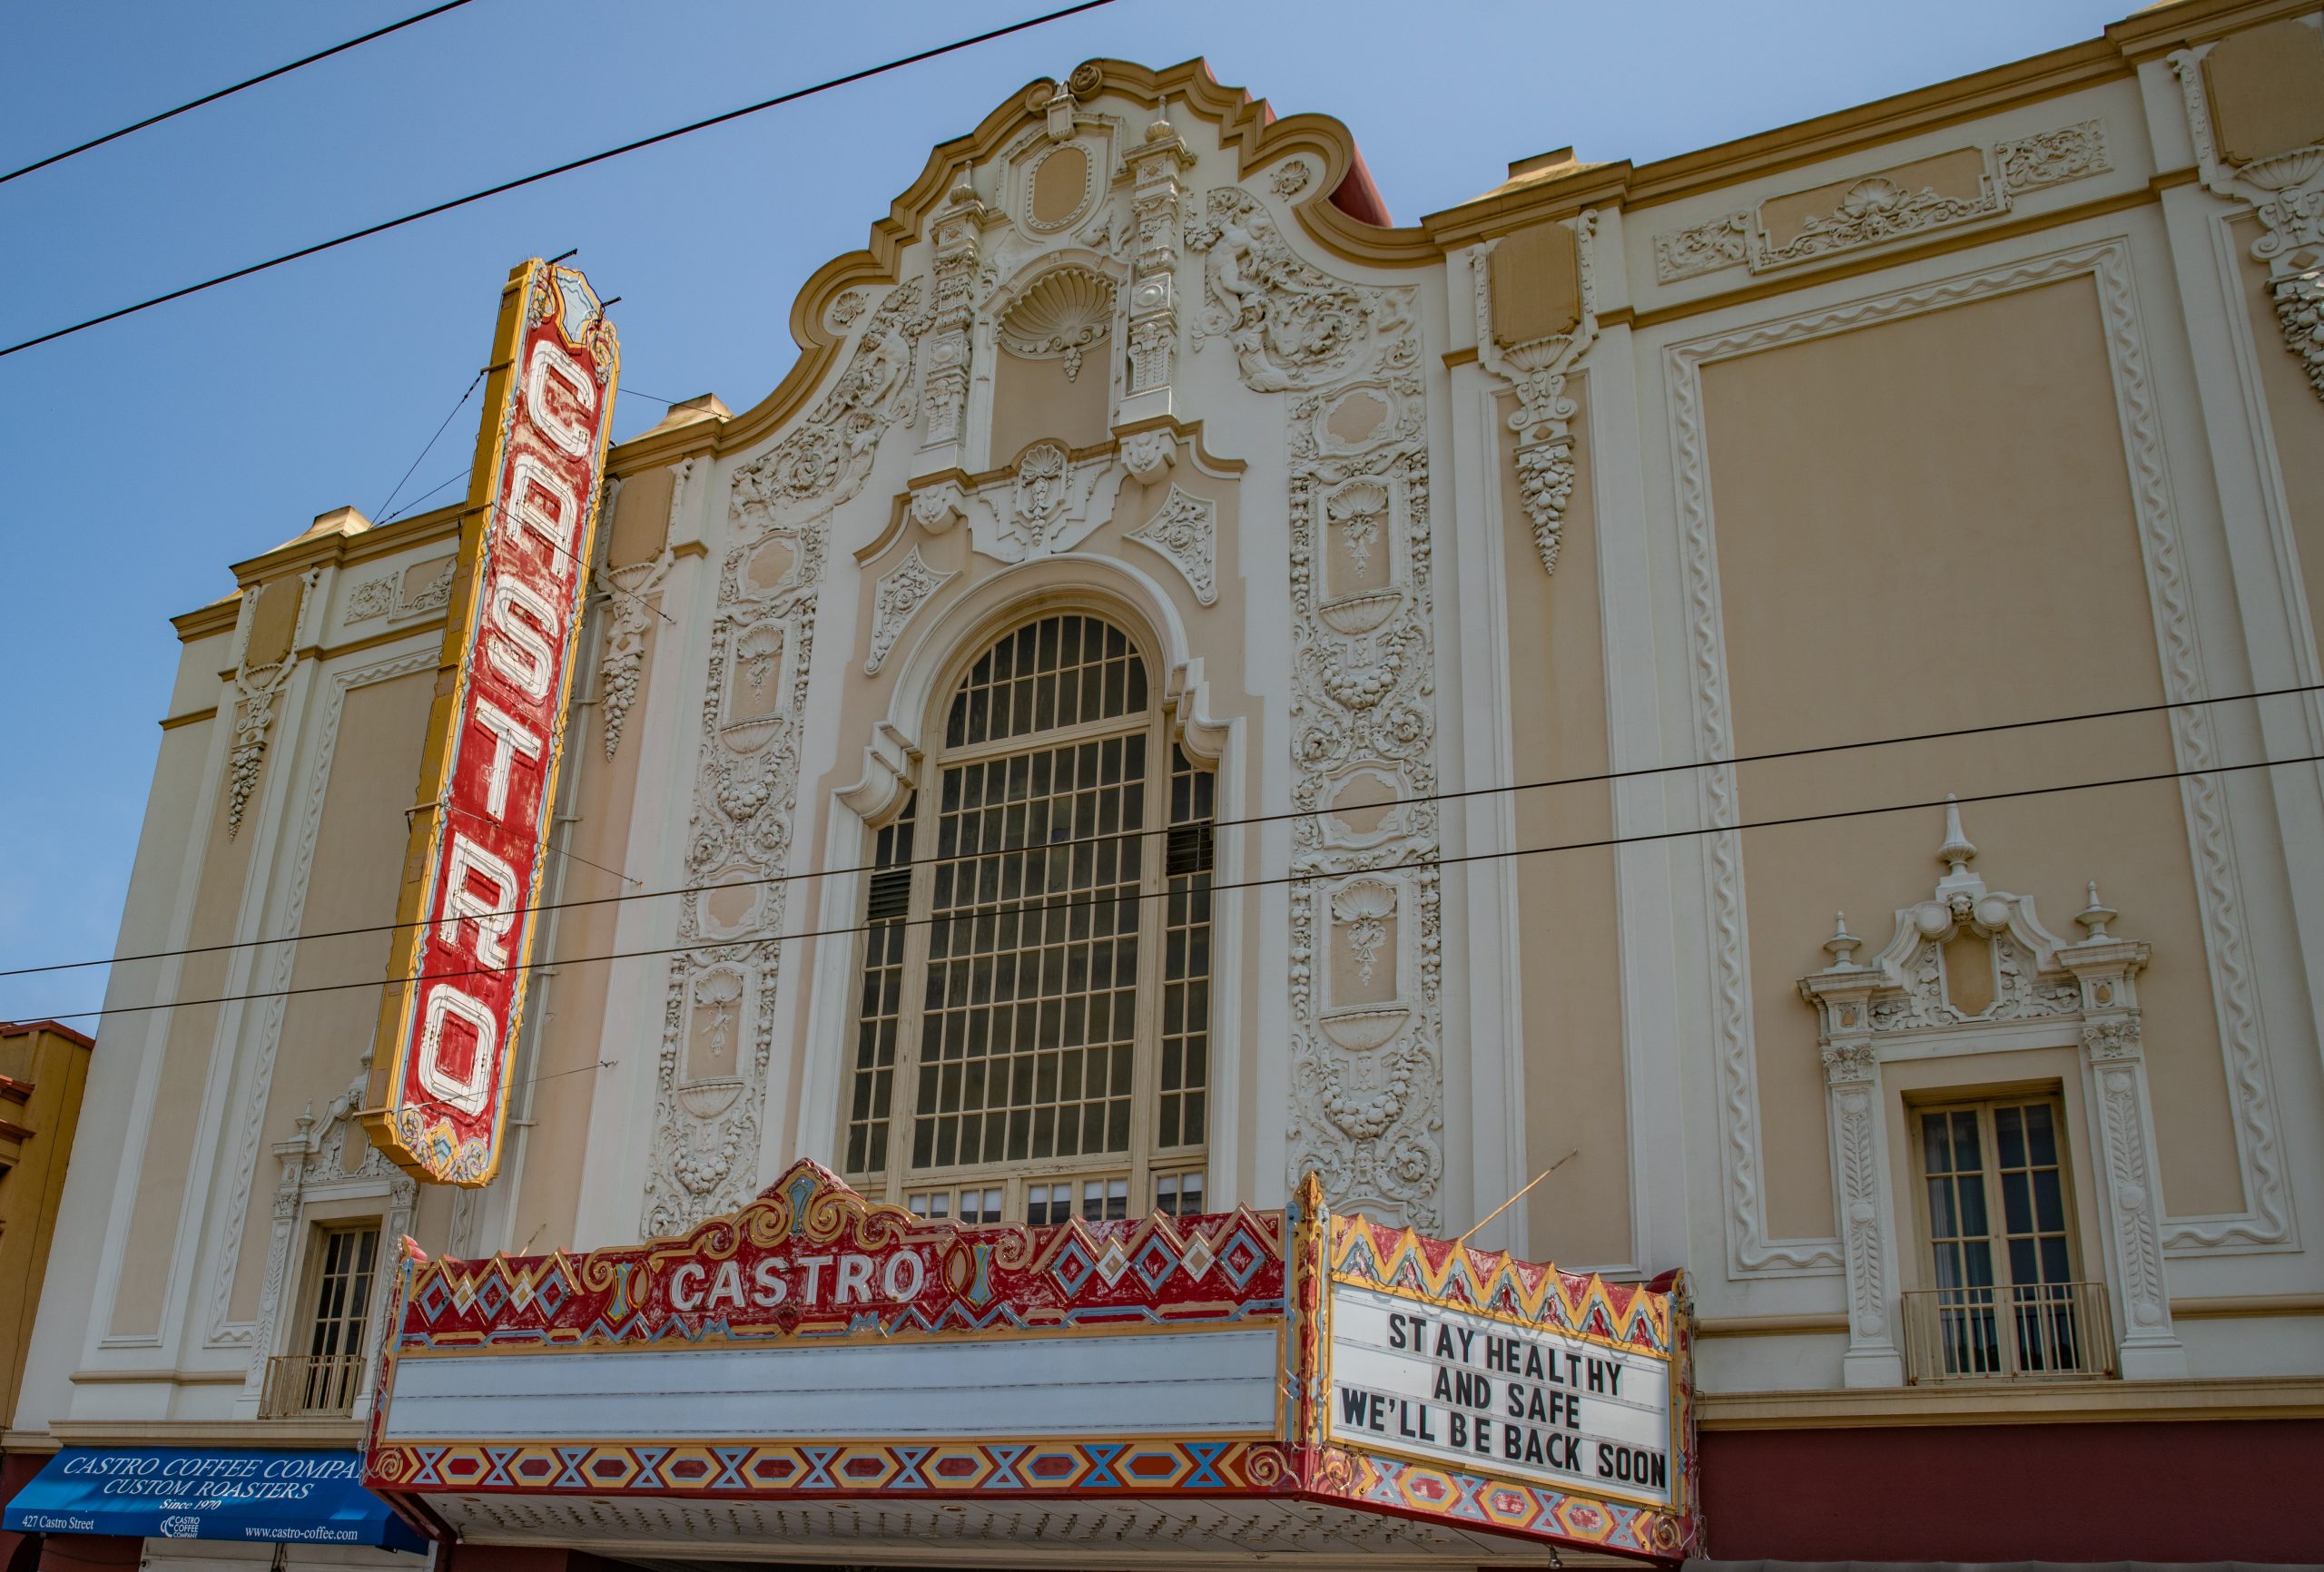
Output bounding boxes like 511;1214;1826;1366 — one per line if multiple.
202;644;441;1350
1664;240;2290;1282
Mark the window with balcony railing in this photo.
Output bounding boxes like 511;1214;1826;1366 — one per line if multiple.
261;1222;378;1418
1905;1097;2116;1381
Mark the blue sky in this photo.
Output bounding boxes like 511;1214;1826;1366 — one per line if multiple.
0;0;2128;1024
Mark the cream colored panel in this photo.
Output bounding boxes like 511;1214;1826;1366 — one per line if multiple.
1488;222;1581;349
990;349;1109;463
244;578;302;668
1501;391;1630;1269
608;467;675;569
111;772;259;1336
1703;278;2245;1233
2203;20;2324;167
227;670;433;1321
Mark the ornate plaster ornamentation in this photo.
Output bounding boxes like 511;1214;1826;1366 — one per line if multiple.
865;545;959;674
1257;223;1440;1228
1671;241;2290;1272
2274;267;2324;398
225;673;288;840
2156;54;2324;404
908;479;966;534
242;1058;417;1400
1802;809;2183;1380
997;264;1114;380
344;576;397;623
828;290;868;329
1995;120;2112;193
1750;169;2004;271
598;458;693;761
645;297;923;1235
734;281;923;522
2172;49;2324;404
1121;121;1195;400
345;555;452;626
597;552;671;761
223;572;313;840
1011;441;1072;542
204;647;438;1349
1188;186;1414;393
1652;211;1748;283
1119;428;1177;484
921;186;985;451
1472;215;1599;575
1271;160;1313;199
1125;482;1218;607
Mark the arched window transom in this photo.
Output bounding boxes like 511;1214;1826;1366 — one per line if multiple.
843;614;1213;1223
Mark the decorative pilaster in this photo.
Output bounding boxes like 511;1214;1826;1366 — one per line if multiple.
1800;914;1905;1388
2057;883;2184;1378
1118;119;1194;424
918;179;988;463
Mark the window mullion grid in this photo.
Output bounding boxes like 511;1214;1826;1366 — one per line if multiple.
881;801;944;1204
1122;708;1174;1214
1972;1105;2018;1377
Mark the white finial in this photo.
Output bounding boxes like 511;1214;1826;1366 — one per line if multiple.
1824;910;1862;969
1937;794;1976;877
2077;879;2117;939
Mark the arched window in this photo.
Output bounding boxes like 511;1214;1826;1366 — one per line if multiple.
842;613;1213;1223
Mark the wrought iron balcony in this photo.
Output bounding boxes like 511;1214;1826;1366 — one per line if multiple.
1901;1281;2118;1382
259;1352;367;1418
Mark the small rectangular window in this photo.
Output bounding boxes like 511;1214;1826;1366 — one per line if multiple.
1079;1176;1128;1223
306;1224;379;1361
1905;1095;2113;1381
1026;1183;1075;1226
1155;1169;1206;1217
261;1222;379;1418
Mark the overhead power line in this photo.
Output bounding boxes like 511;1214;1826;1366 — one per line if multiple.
22;746;2322;1027
0;1;477;187
5;678;2313;985
0;0;1118;360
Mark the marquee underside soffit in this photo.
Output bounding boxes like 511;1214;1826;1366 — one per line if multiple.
438;1491;1568;1565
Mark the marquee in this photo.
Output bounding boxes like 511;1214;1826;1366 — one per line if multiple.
366;1164;1696;1563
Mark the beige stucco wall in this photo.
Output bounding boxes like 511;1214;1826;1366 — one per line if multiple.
1497;389;1631;1268
110;742;258;1337
1703;276;2246;1235
225;669;434;1321
511;582;668;1253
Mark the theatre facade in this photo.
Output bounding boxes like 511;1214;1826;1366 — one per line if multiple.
9;0;2324;1564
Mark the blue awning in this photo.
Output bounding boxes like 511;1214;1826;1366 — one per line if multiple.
2;1448;426;1552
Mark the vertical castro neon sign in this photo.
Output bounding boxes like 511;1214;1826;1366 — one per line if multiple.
365;260;619;1184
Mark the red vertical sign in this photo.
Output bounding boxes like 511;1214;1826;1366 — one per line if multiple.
366;260;619;1184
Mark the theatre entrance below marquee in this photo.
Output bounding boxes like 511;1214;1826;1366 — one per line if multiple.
367;1164;1696;1567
